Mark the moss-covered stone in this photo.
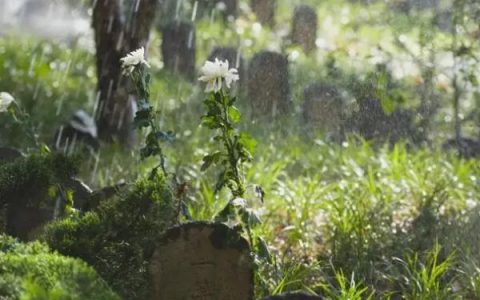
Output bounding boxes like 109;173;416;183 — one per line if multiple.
43;174;179;300
0;234;119;300
0;152;79;240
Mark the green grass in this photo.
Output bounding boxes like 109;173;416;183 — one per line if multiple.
1;0;480;298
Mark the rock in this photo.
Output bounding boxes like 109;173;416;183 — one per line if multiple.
347;97;388;140
161;21;196;81
263;292;323;300
86;181;128;211
214;0;238;20
0;147;23;164
208;46;246;91
303;83;343;135
346;97;420;144
66;178;93;210
443;137;480;159
150;221;254;300
251;0;276;26
291;5;317;53
54;110;99;152
248;51;291;118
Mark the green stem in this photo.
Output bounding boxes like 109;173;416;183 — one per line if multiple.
218;90;244;198
149;118;167;176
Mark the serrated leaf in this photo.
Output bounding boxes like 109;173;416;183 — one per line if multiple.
215;202;236;223
156;131;176;142
201;151;223;171
228;106;241;123
239;133;257;154
256;236;272;264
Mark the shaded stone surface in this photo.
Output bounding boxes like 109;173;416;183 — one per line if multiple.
442;137;480;159
150;221;254;300
208;46;246;91
0;147;23;164
214;0;238;20
161;21;196;81
6;206;53;241
303;83;343;134
248;51;291;118
54;110;99;152
346;97;420;144
291;5;317;53
251;0;276;26
263;292;323;300
86;181;128;211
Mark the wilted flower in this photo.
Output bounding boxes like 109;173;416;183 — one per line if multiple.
120;47;150;74
0;92;14;112
198;58;239;93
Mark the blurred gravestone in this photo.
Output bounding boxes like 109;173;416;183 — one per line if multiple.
150;222;254;300
213;0;238;20
303;83;343;135
263;292;323;300
408;0;438;10
442;137;480;159
0;147;22;164
291;5;317;53
161;21;196;81
208;47;246;91
251;0;276;26
6;206;52;241
248;51;290;118
54;110;99;152
347;97;420;144
347;97;388;141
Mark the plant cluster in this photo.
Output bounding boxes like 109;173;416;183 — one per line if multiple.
43;174;178;300
0;234;119;300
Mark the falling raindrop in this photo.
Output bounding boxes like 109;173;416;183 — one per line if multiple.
187;29;194;49
191;1;198;22
134;0;141;13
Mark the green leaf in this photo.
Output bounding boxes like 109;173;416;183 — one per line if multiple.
214;201;236;223
228;106;241;123
156;131;175;142
239;133;257;154
201;151;223;171
201;115;222;129
256;236;272;264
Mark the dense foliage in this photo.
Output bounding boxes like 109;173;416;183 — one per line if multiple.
0;235;119;300
1;0;480;299
43;174;179;300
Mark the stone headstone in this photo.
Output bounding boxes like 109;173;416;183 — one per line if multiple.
251;0;276;26
248;51;290;118
161;21;196;81
291;5;317;53
66;178;93;211
0;147;23;164
208;46;245;91
263;292;323;300
214;0;238;20
347;97;388;140
443;137;480;159
86;181;128;211
150;221;254;300
54;110;99;152
303;83;343;134
6;206;53;241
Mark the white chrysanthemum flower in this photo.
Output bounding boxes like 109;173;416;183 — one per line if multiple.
198;58;239;93
120;47;150;74
0;92;14;112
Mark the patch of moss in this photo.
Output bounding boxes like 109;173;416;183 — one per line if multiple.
43;174;179;300
0;152;78;239
0;234;119;300
0;152;78;208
